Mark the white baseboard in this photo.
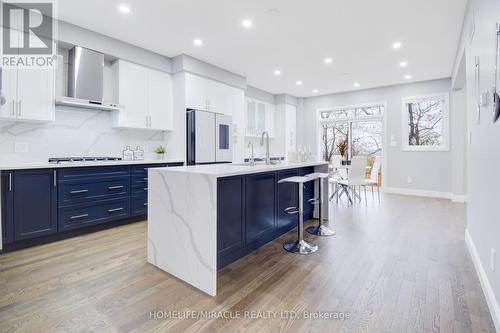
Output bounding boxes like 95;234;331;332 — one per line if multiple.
465;229;500;332
382;187;467;202
382;186;451;199
451;194;468;203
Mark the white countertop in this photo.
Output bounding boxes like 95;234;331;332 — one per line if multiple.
150;161;328;178
0;159;184;170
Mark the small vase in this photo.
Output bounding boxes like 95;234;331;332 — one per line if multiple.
156;153;165;160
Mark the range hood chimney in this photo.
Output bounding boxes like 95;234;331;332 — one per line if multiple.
57;46;119;111
68;46;104;103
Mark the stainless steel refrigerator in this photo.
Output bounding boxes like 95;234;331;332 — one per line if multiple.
187;110;232;165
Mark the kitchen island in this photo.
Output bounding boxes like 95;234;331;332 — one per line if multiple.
147;161;329;296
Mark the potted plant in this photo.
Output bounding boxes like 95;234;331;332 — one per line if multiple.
337;138;350;165
154;145;166;160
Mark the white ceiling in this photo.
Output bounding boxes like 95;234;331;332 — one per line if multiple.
57;0;467;97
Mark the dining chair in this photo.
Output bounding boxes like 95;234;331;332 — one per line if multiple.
365;155;382;202
328;155;344;201
337;156;368;205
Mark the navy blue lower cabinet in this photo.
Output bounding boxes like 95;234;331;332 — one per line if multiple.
58;176;130;207
59;198;130;231
131;195;148;216
276;169;298;232
12;169;57;241
298;167;315;220
217;176;245;268
1;171;14;243
245;172;276;245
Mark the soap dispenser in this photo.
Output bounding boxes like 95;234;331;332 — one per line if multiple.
134;146;145;161
123;146;134;161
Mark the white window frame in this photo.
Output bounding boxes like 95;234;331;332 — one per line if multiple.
315;101;387;188
317;103;386;158
401;93;450;152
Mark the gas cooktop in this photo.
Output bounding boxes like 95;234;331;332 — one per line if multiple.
48;157;122;164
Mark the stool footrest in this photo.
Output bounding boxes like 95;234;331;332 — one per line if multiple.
308;198;320;205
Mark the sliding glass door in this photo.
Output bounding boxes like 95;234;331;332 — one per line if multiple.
319;104;384;166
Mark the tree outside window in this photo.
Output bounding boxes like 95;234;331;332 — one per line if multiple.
402;94;449;151
319;105;384;165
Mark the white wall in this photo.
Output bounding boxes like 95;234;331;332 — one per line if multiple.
456;0;500;329
297;78;463;195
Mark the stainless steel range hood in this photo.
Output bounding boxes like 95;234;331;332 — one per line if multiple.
56;46;119;111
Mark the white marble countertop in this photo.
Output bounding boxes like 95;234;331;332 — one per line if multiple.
151;161;328;178
0;159;184;170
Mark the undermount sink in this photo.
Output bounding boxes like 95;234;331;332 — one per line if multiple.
230;160;279;167
229;162;262;167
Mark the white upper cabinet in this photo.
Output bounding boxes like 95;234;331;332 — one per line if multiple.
0;68;18;120
185;73;229;114
0;66;55;122
185;73;207;111
245;97;275;137
148;68;173;131
16;67;56;122
112;60;173;131
0;29;55;122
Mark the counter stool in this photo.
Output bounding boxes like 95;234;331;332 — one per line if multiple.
305;172;336;237
278;175;319;255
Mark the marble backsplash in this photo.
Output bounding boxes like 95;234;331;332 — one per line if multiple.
0;106;176;164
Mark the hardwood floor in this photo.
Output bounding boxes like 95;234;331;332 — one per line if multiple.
0;194;496;333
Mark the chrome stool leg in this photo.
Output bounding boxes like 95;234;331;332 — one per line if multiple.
283;182;318;255
307;176;336;237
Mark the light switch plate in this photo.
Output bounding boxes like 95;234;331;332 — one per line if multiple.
14;142;29;153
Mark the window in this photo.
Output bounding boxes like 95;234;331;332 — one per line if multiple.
402;93;449;151
319;104;384;166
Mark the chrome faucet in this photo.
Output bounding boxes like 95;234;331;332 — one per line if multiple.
247;142;255;166
260;131;270;165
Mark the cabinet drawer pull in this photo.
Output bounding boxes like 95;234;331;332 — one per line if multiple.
70;189;89;194
8;173;12;192
143;203;148;206
108;185;124;190
108;207;124;213
143;188;148;191
143;177;148;181
70;214;89;219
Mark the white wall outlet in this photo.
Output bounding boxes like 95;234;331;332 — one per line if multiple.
491;248;496;272
14;142;29;153
407;176;413;184
468;131;472;145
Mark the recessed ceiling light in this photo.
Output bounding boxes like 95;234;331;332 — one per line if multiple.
392;42;402;49
353;83;360;87
296;80;303;86
324;58;333;64
399;61;408;67
312;89;319;94
193;39;203;46
118;5;130;13
242;19;253;28
274;69;281;75
405;74;412;79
